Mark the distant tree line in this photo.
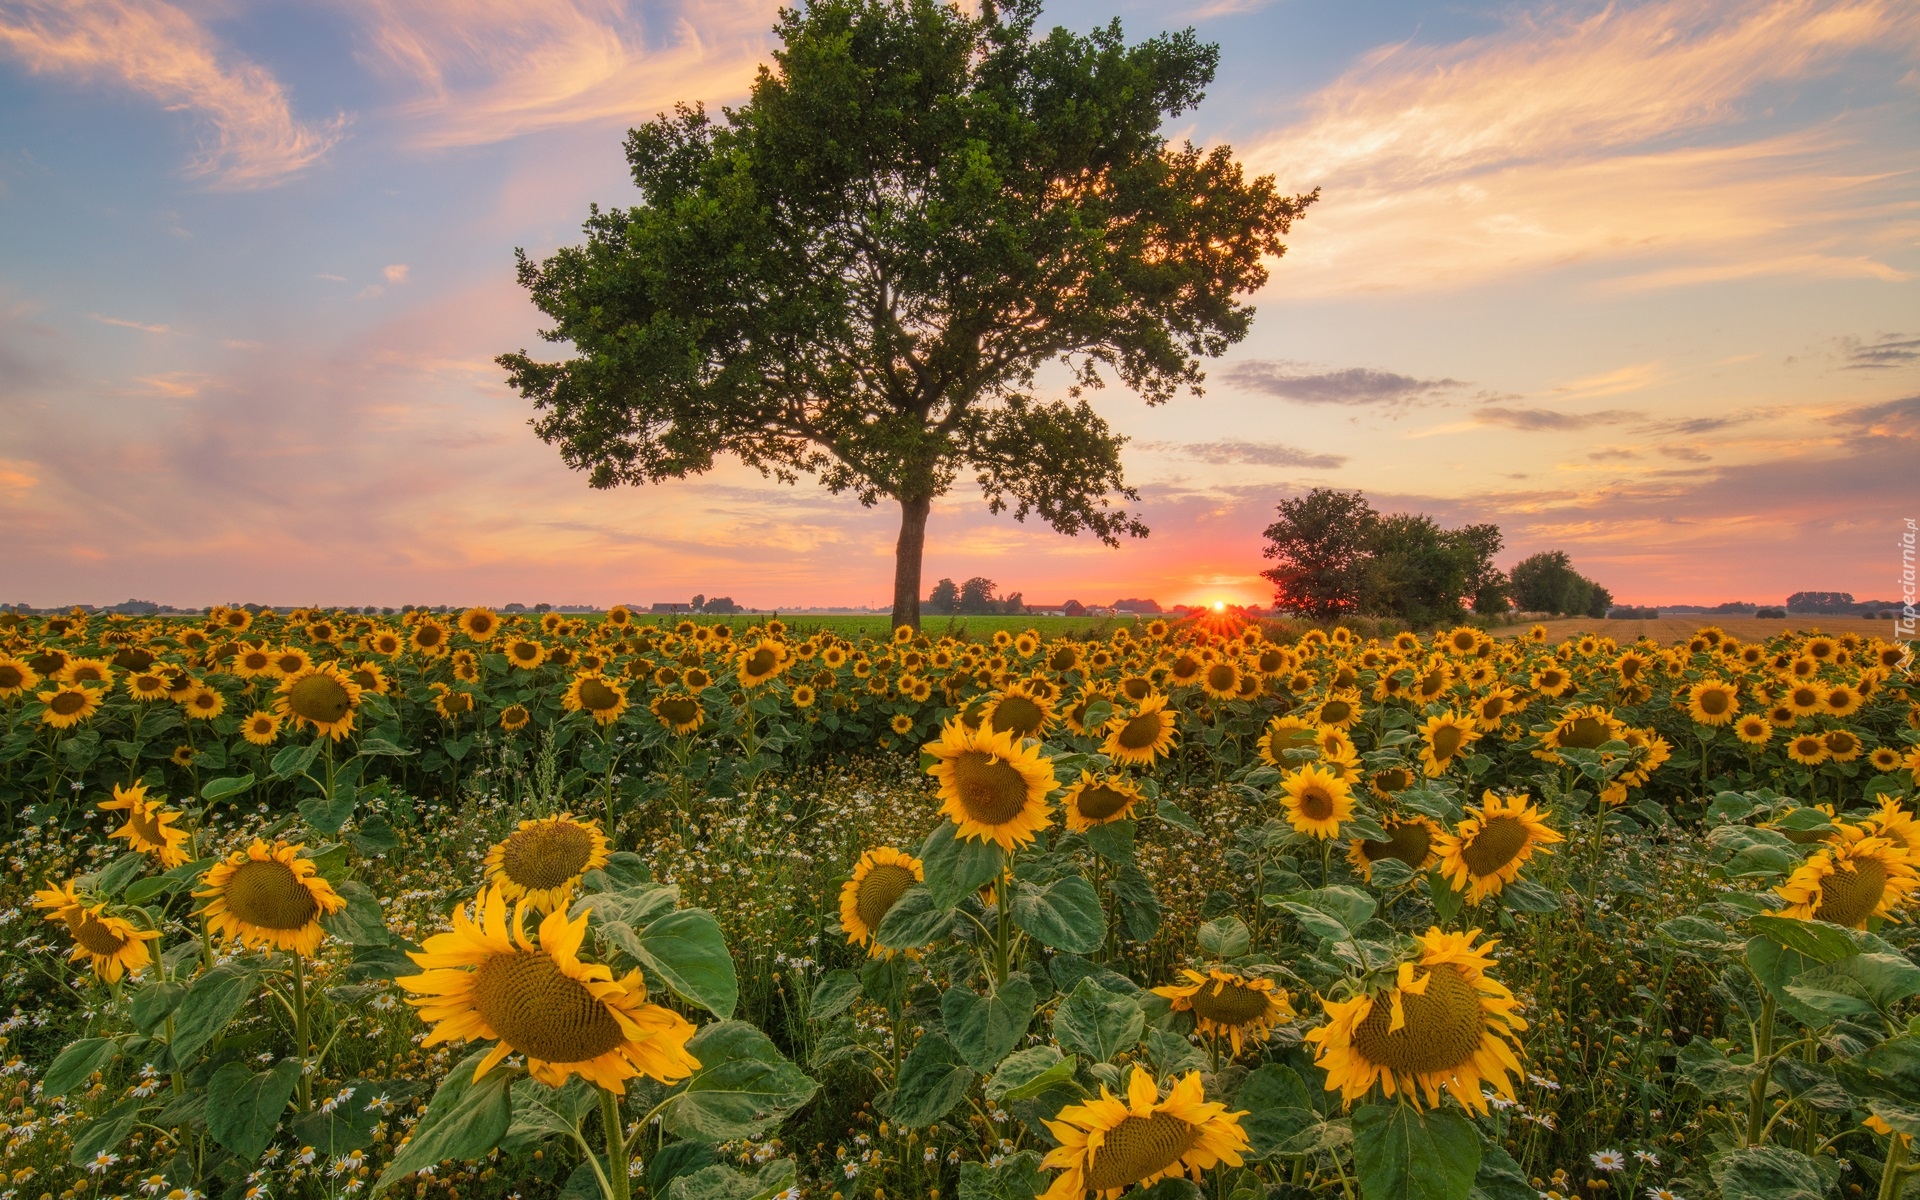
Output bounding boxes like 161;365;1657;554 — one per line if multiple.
926;577;1026;616
1259;488;1612;625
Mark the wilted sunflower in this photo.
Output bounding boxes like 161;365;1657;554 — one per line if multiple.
1417;712;1480;777
1775;832;1918;928
562;673;629;726
984;687;1055;739
241;709;283;746
1434;792;1564;903
99;782;190;868
1040;1069;1249;1200
1306;928;1526;1114
736;638;788;688
499;703;532;732
0;655;41;698
197;840;347;957
1154;970;1294;1056
36;684;100;729
1348;814;1443;881
1061;772;1144;832
483;814;609;913
274;663;362;740
1103;696;1178;768
1279;765;1353;840
399;886;699;1093
925;721;1055;851
458;607;500;642
838;846;925;954
33;881;159;983
650;693;704;735
1687;680;1741;727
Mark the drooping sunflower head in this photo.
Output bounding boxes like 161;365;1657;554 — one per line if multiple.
1433;791;1565;903
483;814;610;913
35;881;160;983
1775;835;1918;928
1061;771;1144;833
398;887;700;1093
838;846;926;954
1418;712;1480;778
925;720;1056;851
984;686;1055;739
273;663;362;741
1306;927;1527;1114
650;693;704;736
1153;969;1295;1057
563;673;630;726
99;782;191;868
1103;695;1178;767
1279;765;1353;840
1347;814;1443;881
196;841;347;957
1040;1068;1249;1199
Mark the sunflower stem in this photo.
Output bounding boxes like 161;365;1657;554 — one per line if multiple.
1881;1128;1912;1200
292;953;313;1112
993;864;1012;987
1743;992;1775;1146
599;1084;632;1200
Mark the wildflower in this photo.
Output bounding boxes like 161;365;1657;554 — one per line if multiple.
1591;1150;1627;1172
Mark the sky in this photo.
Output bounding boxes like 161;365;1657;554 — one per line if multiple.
1;0;1916;611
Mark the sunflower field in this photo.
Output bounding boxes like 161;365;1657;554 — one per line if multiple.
2;605;1918;1200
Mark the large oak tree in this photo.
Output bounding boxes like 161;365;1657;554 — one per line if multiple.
499;0;1311;626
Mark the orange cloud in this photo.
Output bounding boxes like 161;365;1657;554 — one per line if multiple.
0;0;345;188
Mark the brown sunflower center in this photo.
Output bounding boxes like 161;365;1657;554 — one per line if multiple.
1321;699;1351;724
1116;712;1166;752
577;678;621;712
949;750;1033;827
1479;697;1508;720
656;697;699;726
1461;815;1532;877
1361;821;1434;867
223;860;322;931
1188;980;1272;1027
1297;784;1337;822
1171;656;1201;681
0;664;23;689
1352;963;1486;1075
1372;768;1411;795
1825;732;1858;754
511;642;540;662
127;804;168;846
501;821;596;891
470;950;628;1064
1084;1112;1198;1192
1430;725;1467;760
744;648;779;677
1121;678;1151;702
1050;648;1078;672
1815;859;1888;927
1557;716;1610;750
1075;784;1136;822
50;690;89;715
288;674;351;723
854;863;918;932
989;695;1046;738
1698;689;1731;716
1207;665;1237;692
71;912;131;956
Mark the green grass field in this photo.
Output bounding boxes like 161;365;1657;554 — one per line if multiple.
622;611;1156;640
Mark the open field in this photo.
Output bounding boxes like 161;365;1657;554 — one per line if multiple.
1508;615;1905;644
2;606;1917;1200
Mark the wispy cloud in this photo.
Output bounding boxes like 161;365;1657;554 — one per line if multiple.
1139;439;1347;469
1839;333;1920;370
88;312;169;333
1247;0;1920;294
1221;360;1464;406
0;0;346;188
346;0;779;147
1474;406;1641;431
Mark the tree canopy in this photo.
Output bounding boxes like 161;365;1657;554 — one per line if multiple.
498;0;1312;626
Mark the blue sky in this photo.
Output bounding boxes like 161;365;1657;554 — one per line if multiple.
2;0;1916;609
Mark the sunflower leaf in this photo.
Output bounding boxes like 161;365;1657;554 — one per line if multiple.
373;1048;517;1193
205;1058;301;1161
1709;1145;1831;1200
168;961;259;1066
883;1032;974;1126
941;977;1036;1072
1351;1103;1480;1200
1011;875;1105;954
319;880;391;947
919;820;1004;910
43;1037;123;1099
1052;978;1143;1063
874;884;952;951
661;1021;819;1142
1749;915;1860;964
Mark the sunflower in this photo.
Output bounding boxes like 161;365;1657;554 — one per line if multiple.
1537;704;1625;760
368;630;404;657
925;721;1056;851
182;684;227;721
171;744;197;768
431;683;476;720
197;841;347;957
98;782;190;868
37;685;100;729
1117;675;1153;704
887;712;914;736
1823;729;1864;763
1787;734;1831;766
0;655;43;698
399;887;699;1093
1434;792;1564;903
347;660;390;695
409;618;452;657
1348;814;1443;881
736;638;788;688
1368;766;1415;802
1310;691;1364;731
838;847;926;954
483;814;610;913
1061;772;1145;833
1279;765;1353;840
59;657;113;686
1256;715;1318;767
1864;799;1920;855
1687;680;1741;726
562;673;629;726
650;693;704;735
1154;969;1295;1056
1775;834;1918;928
683;666;713;691
237;709;282;746
458;607;500;642
984;687;1055;739
1786;683;1825;715
1040;1069;1248;1200
499;703;532;732
1530;666;1573;698
789;683;816;709
1200;661;1241;701
269;647;313;677
1869;747;1904;773
33;881;159;983
1103;696;1178;768
274;663;362;740
1417;712;1480;778
1306;928;1526;1114
505;639;546;670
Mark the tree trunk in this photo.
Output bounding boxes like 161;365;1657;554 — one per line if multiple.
891;495;932;630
